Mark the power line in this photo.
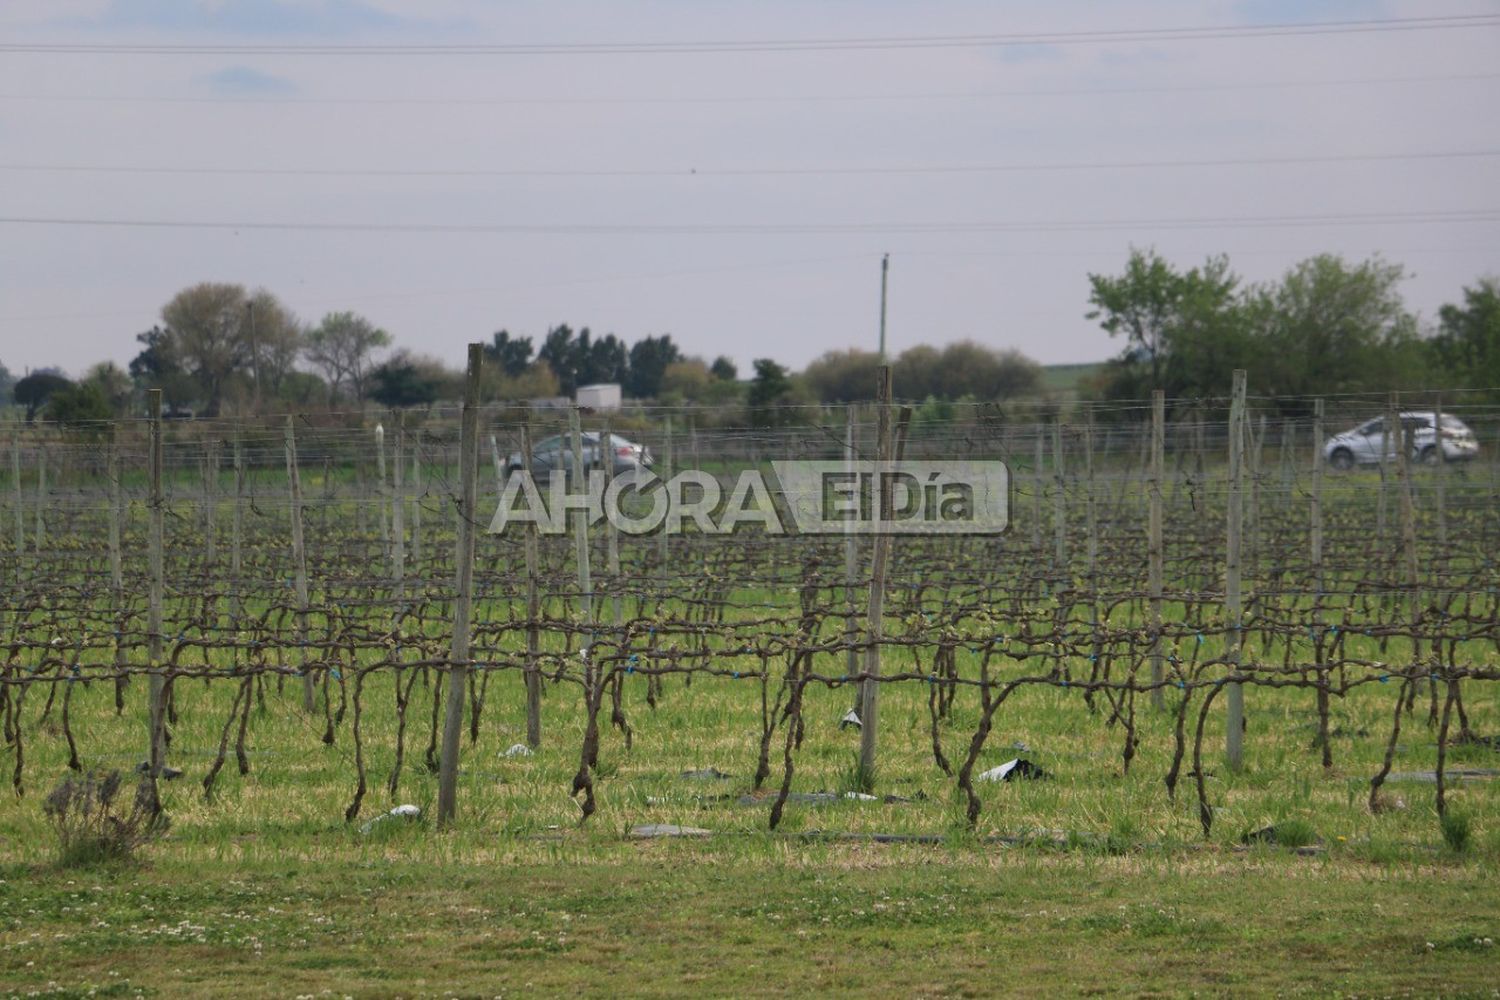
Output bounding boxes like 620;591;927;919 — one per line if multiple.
3;14;1496;56
2;149;1495;180
2;71;1496;107
1;209;1497;236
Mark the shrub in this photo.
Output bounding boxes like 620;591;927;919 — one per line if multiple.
42;769;168;866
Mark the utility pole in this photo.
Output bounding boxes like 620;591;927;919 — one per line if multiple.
877;253;890;360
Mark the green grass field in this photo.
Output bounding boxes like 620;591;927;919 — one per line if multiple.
3;648;1497;997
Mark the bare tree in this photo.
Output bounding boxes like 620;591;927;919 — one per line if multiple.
304;311;391;400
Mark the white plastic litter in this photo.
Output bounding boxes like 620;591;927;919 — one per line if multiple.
358;803;422;834
977;759;1021;783
843;792;878;801
840;709;862;730
503;743;534;758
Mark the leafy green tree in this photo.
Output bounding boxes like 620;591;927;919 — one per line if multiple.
625;334;681;398
484;330;534;377
303;311;390;400
1251;255;1423;408
537;324;582;394
803;348;883;403
158;283;301;415
14;371;73;422
1430;277;1500;401
44;383;114;437
709;356;738;381
804;342;1041;403
748;358;793;426
1087;249;1240;395
83;362;132;413
129;326;200;412
367;352;444;408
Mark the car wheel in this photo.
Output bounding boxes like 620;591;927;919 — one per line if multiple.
1329;448;1354;471
1419;445;1439;465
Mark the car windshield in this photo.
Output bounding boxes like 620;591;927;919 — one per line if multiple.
1440;416;1469;431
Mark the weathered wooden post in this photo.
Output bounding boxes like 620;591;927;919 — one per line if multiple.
520;423;542;748
1225;370;1247;770
1031;425;1044;557
33;447;45;553
376;421;389;576
858;366;894;784
284;416;314;713
657;415;672;564
1311;399;1330;766
107;442;123;593
437;344;483;826
1433;395;1447;550
10;434;22;577
231;435;244;618
146;390;168;775
569;406;594;629
844;405;860;690
409;441;423;571
1052;418;1068;577
1149;390;1165;710
392;413;406;588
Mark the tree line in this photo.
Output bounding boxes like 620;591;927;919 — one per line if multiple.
1085;250;1500;414
4;256;1496;429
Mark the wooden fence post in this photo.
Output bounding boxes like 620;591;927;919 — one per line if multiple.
844;405;860;692
1052;418;1068;578
438;344;483;826
146;390;167;775
34;448;45;553
657;415;672;564
520;423;542;748
108;442;123;593
376;421;389;576
569;406;594;629
409;441;423;572
10;434;22;577
392;413;406;588
858;366;893;784
1031;425;1044;557
283;416;314;713
1433;395;1447;550
1225;370;1247;770
1149;390;1165;710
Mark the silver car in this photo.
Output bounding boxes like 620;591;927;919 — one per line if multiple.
1323;411;1479;470
505;431;653;479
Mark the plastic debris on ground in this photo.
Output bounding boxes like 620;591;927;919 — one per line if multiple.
502;743;534;758
359;803;422;835
976;758;1049;783
839;709;862;730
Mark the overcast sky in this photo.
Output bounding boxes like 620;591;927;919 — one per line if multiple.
1;0;1496;380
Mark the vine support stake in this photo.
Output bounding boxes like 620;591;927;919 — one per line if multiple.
147;389;167;776
858;365;894;786
1225;369;1246;771
520;422;541;749
284;415;314;713
438;344;483;827
1149;389;1165;710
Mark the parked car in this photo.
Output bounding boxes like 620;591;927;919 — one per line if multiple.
1323;412;1479;470
504;431;653;479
